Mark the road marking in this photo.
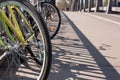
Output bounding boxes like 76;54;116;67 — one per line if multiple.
108;14;120;18
84;13;120;25
95;13;120;18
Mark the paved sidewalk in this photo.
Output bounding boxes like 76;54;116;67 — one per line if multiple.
48;12;120;80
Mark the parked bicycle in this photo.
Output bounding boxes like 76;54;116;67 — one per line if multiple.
29;0;61;39
0;0;52;80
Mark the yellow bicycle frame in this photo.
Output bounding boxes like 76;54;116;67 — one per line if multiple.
0;5;34;47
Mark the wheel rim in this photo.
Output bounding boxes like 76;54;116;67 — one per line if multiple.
0;1;47;80
41;3;60;38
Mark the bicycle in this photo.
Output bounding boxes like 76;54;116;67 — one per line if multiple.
29;0;61;39
0;0;52;80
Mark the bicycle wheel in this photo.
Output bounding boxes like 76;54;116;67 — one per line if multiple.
40;2;61;39
0;0;52;80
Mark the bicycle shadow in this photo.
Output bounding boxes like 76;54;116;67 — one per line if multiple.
0;54;40;80
48;13;120;80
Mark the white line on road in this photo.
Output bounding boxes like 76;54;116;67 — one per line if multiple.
108;14;120;18
84;13;120;25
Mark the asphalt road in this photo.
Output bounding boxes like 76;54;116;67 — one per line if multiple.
48;12;120;80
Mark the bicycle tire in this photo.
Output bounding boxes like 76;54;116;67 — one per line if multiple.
40;2;61;39
0;0;52;80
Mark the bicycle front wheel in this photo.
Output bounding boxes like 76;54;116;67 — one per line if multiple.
40;2;61;39
0;0;52;80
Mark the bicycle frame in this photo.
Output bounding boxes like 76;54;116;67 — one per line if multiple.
0;5;34;49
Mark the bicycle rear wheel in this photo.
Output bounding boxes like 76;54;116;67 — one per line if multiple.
0;0;52;80
40;2;61;39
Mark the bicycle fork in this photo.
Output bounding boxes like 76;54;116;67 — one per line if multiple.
0;5;34;49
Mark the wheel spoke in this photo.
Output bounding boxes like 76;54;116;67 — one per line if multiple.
0;0;51;80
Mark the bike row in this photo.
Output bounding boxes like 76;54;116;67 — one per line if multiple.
0;0;61;80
